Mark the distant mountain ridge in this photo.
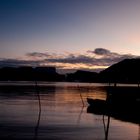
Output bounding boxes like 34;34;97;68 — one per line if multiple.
0;59;140;83
66;70;98;82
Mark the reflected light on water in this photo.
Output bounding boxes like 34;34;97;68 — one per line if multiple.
0;82;139;140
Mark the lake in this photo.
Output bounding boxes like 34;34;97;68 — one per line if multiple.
0;82;139;140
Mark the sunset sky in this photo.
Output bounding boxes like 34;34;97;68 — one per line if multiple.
0;0;140;73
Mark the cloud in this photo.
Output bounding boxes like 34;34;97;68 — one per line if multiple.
89;48;111;55
0;58;41;67
88;48;123;58
26;52;51;58
43;48;137;66
46;55;94;64
0;48;139;73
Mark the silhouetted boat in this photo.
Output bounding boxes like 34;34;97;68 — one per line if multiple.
87;96;140;124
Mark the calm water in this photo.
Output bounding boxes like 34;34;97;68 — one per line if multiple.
0;82;139;140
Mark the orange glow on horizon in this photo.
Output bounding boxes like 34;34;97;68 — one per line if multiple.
39;62;108;70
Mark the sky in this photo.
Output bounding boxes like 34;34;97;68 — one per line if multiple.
0;0;140;73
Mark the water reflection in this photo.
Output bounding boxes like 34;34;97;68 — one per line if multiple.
34;81;41;140
103;116;110;140
0;82;139;140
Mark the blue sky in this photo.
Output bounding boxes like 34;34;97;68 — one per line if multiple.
0;0;140;72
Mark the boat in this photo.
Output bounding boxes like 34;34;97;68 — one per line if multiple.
87;96;140;124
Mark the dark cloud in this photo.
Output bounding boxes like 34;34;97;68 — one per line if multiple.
46;55;94;64
26;52;50;58
90;48;111;55
0;59;41;67
88;48;123;58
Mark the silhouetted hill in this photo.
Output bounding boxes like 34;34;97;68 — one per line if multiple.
1;59;140;83
66;70;98;82
0;66;65;81
99;58;140;83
